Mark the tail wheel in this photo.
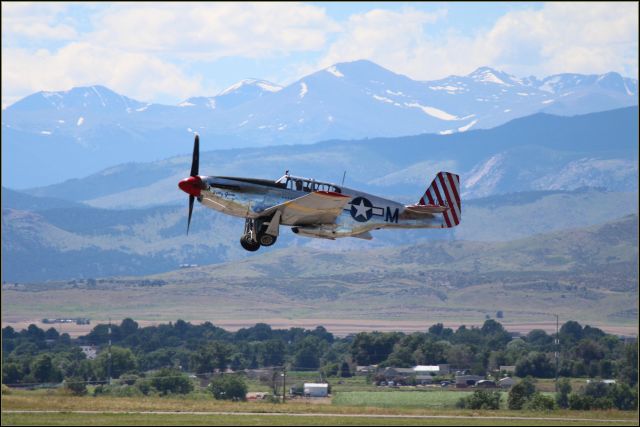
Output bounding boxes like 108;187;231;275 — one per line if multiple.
240;235;260;252
259;234;277;247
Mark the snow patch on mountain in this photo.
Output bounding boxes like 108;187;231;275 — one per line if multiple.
256;82;282;92
373;95;394;104
299;82;308;99
405;102;460;121
458;119;478;132
326;66;344;78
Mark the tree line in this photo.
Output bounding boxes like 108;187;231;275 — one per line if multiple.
2;318;637;391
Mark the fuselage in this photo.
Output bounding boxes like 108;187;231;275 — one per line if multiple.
198;175;446;239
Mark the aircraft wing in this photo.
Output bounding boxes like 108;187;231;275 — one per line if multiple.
258;191;351;225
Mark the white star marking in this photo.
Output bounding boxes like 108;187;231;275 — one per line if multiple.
353;199;371;220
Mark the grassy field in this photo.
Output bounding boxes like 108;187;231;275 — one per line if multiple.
2;390;637;421
333;390;475;409
3;412;639;426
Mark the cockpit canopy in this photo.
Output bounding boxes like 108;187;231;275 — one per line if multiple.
276;174;341;193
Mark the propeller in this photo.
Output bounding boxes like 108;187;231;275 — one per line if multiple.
178;134;203;235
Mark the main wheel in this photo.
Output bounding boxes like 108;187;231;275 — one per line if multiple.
259;234;277;247
240;235;260;252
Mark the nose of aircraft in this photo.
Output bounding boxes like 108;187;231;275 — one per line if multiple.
178;176;203;197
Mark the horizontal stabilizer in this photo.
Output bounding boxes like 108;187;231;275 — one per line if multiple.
404;204;449;214
351;231;373;240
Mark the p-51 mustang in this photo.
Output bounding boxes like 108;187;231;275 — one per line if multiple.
178;135;461;251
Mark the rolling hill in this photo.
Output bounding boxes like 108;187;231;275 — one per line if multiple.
2;186;637;282
3;214;637;329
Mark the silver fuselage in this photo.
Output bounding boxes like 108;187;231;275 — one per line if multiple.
199;176;446;239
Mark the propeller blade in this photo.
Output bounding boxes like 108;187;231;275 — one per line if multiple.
187;194;195;235
190;134;199;177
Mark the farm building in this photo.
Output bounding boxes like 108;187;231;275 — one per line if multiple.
499;365;516;374
303;383;328;397
499;377;516;388
413;364;450;375
475;380;497;388
455;375;485;388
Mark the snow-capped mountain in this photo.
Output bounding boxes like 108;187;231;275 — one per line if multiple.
2;60;637;187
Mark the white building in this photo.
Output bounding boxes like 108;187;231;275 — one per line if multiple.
303;383;328;397
413;364;449;375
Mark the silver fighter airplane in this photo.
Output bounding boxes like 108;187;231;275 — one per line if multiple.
178;135;461;251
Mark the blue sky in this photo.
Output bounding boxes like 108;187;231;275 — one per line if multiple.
2;2;637;107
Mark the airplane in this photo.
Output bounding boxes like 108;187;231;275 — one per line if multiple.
178;135;461;251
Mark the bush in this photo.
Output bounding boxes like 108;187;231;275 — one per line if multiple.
556;378;571;409
458;390;501;410
150;368;193;395
135;378;152;396
569;393;593;410
508;377;536;410
523;393;556;411
208;375;248;401
64;377;87;396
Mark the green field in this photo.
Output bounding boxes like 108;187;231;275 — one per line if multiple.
3;390;638;426
333;391;475;409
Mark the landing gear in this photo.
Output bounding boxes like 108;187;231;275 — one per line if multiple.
240;218;278;251
240;234;260;251
259;233;277;247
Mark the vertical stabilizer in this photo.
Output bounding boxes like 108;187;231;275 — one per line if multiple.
418;172;461;228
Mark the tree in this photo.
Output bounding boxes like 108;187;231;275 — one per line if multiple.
94;346;137;379
208;375;248;401
458;390;501;409
515;352;554;378
523;393;556;411
340;361;352;378
560;321;583;345
508;377;536;409
119;318;139;338
556;378;572;409
31;354;61;383
150;368;193;395
446;344;474;368
191;342;233;373
351;332;402;365
619;344;638;386
2;363;22;385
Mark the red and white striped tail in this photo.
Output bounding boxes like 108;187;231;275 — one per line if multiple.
418;172;461;228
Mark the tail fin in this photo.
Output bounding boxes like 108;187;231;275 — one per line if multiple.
418;172;461;228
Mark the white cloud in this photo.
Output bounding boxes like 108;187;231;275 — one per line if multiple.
2;2;340;106
2;3;78;41
90;3;340;60
317;3;638;80
2;44;203;106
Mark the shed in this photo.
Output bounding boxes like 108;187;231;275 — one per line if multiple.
455;375;484;388
303;383;328;397
499;377;516;388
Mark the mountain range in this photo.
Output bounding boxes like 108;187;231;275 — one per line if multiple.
21;107;639;208
3;60;637;187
